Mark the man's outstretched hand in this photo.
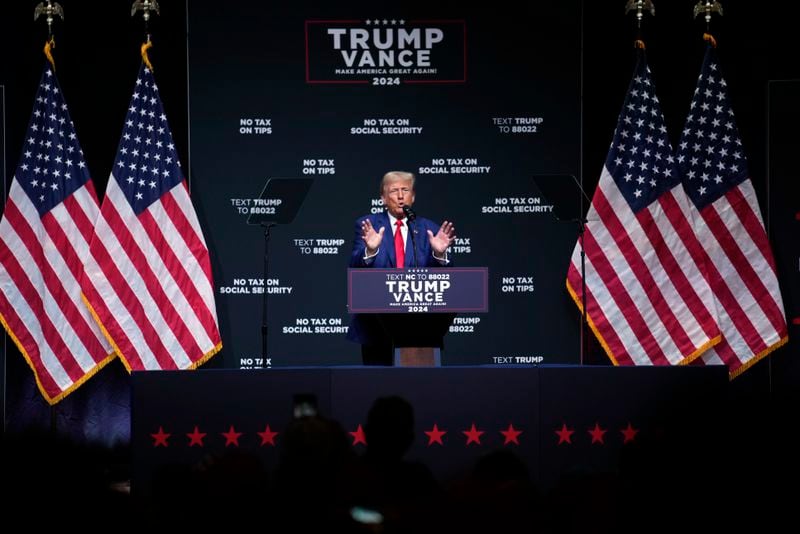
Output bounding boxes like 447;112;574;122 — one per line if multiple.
361;218;385;255
427;220;456;255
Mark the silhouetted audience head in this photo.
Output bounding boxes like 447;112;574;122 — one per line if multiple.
273;413;355;531
278;413;353;476
364;395;415;460
338;395;444;533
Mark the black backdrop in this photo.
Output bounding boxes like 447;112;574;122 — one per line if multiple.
188;1;580;367
1;1;798;442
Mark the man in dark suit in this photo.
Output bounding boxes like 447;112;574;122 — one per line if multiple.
348;171;456;365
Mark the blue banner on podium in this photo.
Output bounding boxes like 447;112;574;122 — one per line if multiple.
347;267;489;313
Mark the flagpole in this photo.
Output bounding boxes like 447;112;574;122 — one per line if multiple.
35;0;64;421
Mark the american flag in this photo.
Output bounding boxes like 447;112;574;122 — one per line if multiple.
566;51;721;366
81;63;222;371
0;65;114;403
675;46;787;377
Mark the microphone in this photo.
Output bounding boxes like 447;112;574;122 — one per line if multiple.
402;205;419;267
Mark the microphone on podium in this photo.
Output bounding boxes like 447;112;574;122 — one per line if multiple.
402;205;419;267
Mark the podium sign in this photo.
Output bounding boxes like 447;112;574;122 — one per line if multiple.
347;267;489;314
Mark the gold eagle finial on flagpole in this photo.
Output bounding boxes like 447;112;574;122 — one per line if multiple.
694;1;723;27
131;0;161;22
625;0;655;28
33;0;64;38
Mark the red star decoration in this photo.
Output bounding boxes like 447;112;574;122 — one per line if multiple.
257;424;279;446
555;423;574;445
424;424;447;446
221;425;243;447
621;422;639;444
462;423;485;446
500;423;522;445
349;424;367;446
186;425;207;447
151;426;171;447
588;422;607;445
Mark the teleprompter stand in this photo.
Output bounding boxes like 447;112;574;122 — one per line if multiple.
531;175;593;364
247;178;313;364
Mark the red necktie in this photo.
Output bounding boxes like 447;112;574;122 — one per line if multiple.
394;219;405;268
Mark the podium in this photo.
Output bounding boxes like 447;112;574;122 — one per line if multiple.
347;267;489;366
380;313;454;366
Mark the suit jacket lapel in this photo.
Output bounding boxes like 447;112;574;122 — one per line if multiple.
378;212;395;267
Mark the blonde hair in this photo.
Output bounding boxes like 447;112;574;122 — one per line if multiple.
380;171;415;195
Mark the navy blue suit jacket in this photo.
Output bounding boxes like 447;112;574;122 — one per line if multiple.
347;211;447;345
